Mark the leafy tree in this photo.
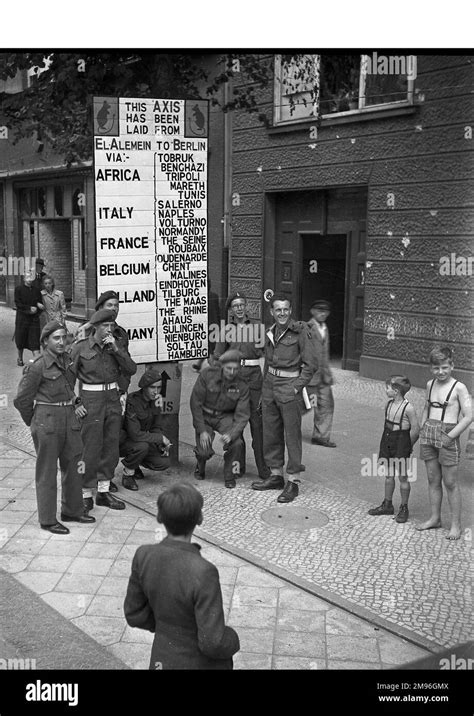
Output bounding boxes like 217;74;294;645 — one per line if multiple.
0;52;295;166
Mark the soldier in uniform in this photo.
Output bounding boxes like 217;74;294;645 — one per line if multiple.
70;308;137;511
190;349;250;488
73;290;131;492
14;320;95;534
212;292;269;481
252;295;318;503
119;368;172;491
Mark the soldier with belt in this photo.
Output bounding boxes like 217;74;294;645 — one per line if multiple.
212;292;270;481
252;294;318;503
190;349;250;488
14;320;95;534
119;369;172;491
70;308;137;511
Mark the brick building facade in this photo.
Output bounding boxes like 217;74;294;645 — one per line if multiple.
228;53;473;388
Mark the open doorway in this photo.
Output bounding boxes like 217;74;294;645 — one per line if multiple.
301;233;346;358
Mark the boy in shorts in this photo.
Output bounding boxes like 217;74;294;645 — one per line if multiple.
368;376;420;523
416;346;472;540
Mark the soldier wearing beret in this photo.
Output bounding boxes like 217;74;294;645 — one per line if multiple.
190;349;250;488
119;369;172;491
70;308;137;511
212;292;270;481
14;321;95;534
252;295;318;503
307;299;336;448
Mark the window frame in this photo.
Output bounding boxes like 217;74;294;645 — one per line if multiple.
273;53;415;127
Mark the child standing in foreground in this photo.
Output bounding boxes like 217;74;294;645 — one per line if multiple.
368;376;420;523
416;347;472;541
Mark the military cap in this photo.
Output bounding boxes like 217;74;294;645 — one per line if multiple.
219;349;243;364
35;258;45;266
311;299;331;311
226;291;246;312
40;319;65;343
89;308;116;325
139;368;162;388
95;290;119;310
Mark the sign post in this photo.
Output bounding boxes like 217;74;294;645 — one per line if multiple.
93;96;209;460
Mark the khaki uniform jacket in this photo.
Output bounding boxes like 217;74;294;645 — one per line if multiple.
263;319;318;397
123;390;164;445
190;365;250;441
213;314;264;390
14;351;77;426
69;334;136;387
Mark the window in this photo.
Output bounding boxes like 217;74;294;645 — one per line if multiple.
274;53;415;125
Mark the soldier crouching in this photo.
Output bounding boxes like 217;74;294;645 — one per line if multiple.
13;320;95;534
190;349;250;488
119;369;172;491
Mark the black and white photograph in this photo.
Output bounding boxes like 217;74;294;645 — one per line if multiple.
0;12;472;710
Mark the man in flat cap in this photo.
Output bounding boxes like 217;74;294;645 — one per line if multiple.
253;294;318;503
212;292;269;481
190;349;250;488
70;308;137;511
14;320;95;534
307;299;336;448
32;257;47;291
119;368;172;491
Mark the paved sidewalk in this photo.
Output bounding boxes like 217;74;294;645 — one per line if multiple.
0;305;470;669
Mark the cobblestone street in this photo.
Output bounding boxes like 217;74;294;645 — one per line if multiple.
0;306;472;669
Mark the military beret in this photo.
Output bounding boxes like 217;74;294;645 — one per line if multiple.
219;349;243;364
139;369;162;388
89;308;116;325
226;292;246;311
311;299;331;311
95;291;119;310
40;319;65;343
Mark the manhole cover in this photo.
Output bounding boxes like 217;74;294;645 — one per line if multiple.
260;506;329;531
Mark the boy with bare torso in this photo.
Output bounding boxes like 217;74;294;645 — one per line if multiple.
416;347;472;540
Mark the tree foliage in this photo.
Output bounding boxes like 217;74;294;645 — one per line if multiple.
0;52;296;166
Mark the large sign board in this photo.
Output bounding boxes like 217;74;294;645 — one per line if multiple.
93;96;209;363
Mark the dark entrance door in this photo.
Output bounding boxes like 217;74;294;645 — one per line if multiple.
343;220;366;371
267;191;366;370
301;234;346;358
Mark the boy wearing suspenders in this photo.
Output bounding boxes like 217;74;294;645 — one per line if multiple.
416;346;472;540
368;376;420;523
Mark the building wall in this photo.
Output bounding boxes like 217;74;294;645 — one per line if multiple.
230;54;473;388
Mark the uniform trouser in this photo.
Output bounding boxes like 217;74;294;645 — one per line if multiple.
120;439;170;471
238;387;270;478
194;413;244;481
262;383;303;475
79;389;122;490
309;384;334;441
31;404;84;525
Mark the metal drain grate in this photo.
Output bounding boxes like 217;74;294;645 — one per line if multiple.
260;506;330;531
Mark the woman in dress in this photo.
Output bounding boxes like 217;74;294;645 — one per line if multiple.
14;269;44;366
